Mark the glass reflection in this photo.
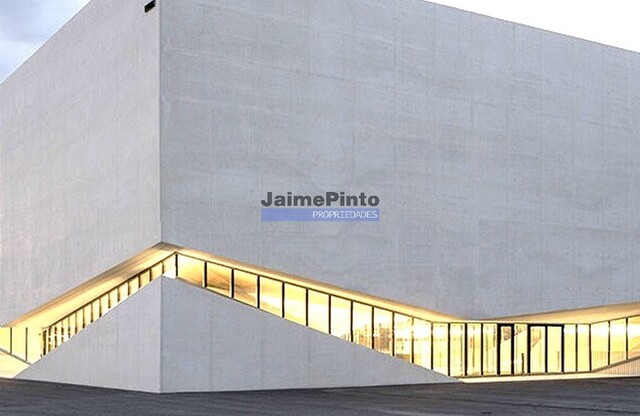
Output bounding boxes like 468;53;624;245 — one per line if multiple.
591;322;609;369
308;291;329;333
284;284;306;325
564;325;577;373
610;319;626;364
331;297;351;341
109;288;118;310
234;270;257;306
373;308;392;355
466;324;481;376
151;263;163;279
353;303;372;348
91;300;100;323
206;263;232;296
394;314;412;363
547;326;562;373
577;324;590;371
432;323;448;375
177;255;204;285
413;319;432;369
514;324;527;375
259;277;283;316
128;278;139;295
629;316;640;359
0;328;11;351
483;324;497;375
499;326;513;375
118;283;128;302
163;255;177;278
139;270;151;288
450;324;465;376
530;326;545;373
11;328;26;361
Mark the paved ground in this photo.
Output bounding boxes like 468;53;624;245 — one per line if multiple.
1;377;640;415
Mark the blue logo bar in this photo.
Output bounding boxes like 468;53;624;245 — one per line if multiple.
261;208;379;222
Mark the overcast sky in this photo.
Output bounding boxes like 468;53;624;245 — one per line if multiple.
0;0;639;83
0;0;90;82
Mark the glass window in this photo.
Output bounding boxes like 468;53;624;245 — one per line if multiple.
118;282;129;301
26;328;40;363
547;326;562;373
139;270;151;289
68;314;77;337
413;319;432;369
591;322;609;369
483;324;497;375
12;328;26;360
234;270;257;306
0;327;10;351
284;284;306;325
177;254;204;285
394;314;413;363
91;300;100;323
42;328;50;355
433;323;449;375
530;326;546;373
75;310;84;334
259;277;283;317
163;255;177;278
100;294;109;316
331;297;351;341
577;324;590;371
129;278;140;296
514;324;528;375
151;263;163;280
206;263;232;296
353;303;372;348
83;305;92;328
466;324;482;376
49;326;56;350
55;323;62;348
610;319;626;365
629;316;640;359
308;291;329;333
61;319;69;342
109;288;119;309
450;324;465;376
373;308;393;355
499;326;513;375
564;325;577;373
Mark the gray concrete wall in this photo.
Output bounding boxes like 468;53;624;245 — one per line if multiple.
0;0;161;323
160;0;640;319
17;277;162;392
159;277;453;392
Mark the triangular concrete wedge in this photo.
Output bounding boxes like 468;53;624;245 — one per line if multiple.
17;277;163;392
18;277;455;393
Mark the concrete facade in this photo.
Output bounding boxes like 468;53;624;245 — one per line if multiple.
18;277;453;392
1;0;640;326
159;0;640;318
0;0;160;324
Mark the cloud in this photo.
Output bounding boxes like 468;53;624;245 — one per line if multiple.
0;0;90;82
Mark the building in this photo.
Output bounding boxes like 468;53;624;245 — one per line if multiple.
1;0;640;392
